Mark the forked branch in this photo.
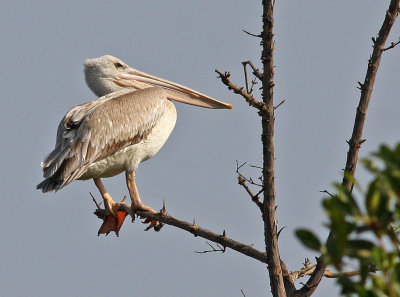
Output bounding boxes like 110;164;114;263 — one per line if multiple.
215;69;266;111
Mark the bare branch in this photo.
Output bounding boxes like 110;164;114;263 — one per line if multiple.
242;62;250;93
215;69;266;111
90;192;102;209
195;242;226;254
260;1;287;296
242;60;264;80
243;29;262;38
306;2;400;293
249;164;263;170
383;37;400;51
292;262;377;281
236;161;264;212
294;257;326;297
319;190;334;198
250;79;258;94
238;175;264;212
274;99;285;110
93;203;268;264
342;0;400;192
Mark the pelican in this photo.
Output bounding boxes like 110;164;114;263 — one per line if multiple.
37;55;232;235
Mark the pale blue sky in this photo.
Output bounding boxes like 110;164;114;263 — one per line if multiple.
1;1;399;296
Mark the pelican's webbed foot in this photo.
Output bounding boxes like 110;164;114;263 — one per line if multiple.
93;194;129;237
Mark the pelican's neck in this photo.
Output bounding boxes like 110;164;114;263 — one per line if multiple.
84;72;121;97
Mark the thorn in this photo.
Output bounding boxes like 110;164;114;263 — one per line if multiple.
274;99;285;110
242;29;262;38
121;195;127;203
304;258;312;267
90;192;102;209
160;199;167;216
277;226;286;238
222;230;226;237
192;219;198;237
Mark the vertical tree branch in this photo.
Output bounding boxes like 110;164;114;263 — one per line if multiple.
261;1;286;296
342;0;400;191
297;1;400;296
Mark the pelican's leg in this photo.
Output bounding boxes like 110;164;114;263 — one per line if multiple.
94;177;128;236
126;171;159;230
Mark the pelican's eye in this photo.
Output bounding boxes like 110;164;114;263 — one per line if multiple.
114;62;124;69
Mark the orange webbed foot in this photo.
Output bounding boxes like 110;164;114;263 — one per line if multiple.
98;210;128;237
93;195;130;237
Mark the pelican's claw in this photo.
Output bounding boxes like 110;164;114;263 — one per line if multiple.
142;218;163;232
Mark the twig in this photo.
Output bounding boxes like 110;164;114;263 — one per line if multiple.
242;62;259;94
291;262;377;281
319;189;334;198
195;242;226;254
215;69;266;111
274;99;285;110
249;164;263;170
236;161;264;212
242;62;250;93
238;175;264;212
90;192;102;209
250;79;258;94
242;60;264;80
383;37;400;51
243;29;262;38
294;257;326;297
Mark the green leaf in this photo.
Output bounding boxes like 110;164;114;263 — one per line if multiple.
295;229;321;251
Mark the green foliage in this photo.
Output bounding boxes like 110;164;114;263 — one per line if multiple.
296;144;400;297
296;229;321;251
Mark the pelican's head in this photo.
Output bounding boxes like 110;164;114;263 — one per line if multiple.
84;55;135;97
84;55;232;109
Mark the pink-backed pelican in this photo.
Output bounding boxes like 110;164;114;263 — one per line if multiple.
37;55;232;235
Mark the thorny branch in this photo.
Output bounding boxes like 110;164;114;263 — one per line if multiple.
259;0;287;296
242;60;264;81
217;1;288;295
92;197;268;264
319;190;334;198
236;161;264;212
215;69;266;111
243;29;262;38
242;62;258;94
342;0;399;192
304;1;400;296
383;37;400;51
290;259;377;282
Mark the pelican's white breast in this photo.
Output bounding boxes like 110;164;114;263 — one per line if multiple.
79;100;177;179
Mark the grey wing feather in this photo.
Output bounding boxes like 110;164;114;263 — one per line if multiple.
37;88;168;192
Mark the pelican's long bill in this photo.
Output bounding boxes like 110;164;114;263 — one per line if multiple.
114;69;232;109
